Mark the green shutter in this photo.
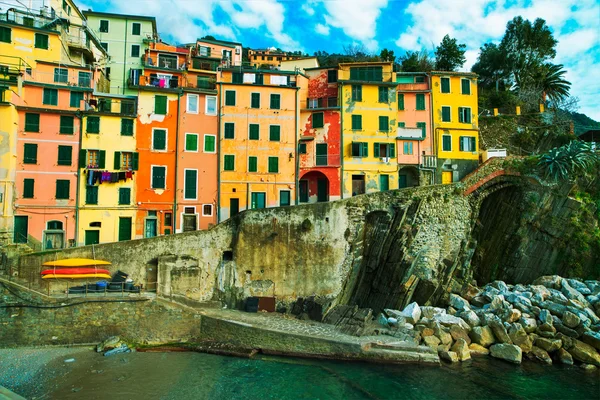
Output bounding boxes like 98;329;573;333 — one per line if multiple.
59;116;74;134
416;94;425;110
398;122;406;128
251;93;260;108
54;68;68;83
57;145;72;166
378;87;388;103
23;178;34;198
155;95;167;114
23;143;37;164
56;180;70;199
443;135;451;151
184;169;197;199
25;113;40;132
362;143;368;157
153;129;166;150
79;149;87;168
441;77;450;93
114;152;121;169
43;88;58;105
268;157;278;173
0;26;11;43
374;143;380;158
152;166;166;188
270;94;280;109
248;156;257;172
461;79;470;95
380;175;389;191
416;122;426;138
352;115;362;130
398;94;404;110
185;134;198;151
118;217;132;241
389;143;395;157
442;107;451;122
379;116;389;131
352;85;362;101
121;119;134;136
249;124;259;140
269;125;280;141
313;112;324;128
118;188;131;205
132;23;141;35
224;155;235;171
298;143;307;154
224;123;235;139
225;91;236;106
34;33;48;49
132;152;139;170
70;92;83;108
98;150;106;168
87;116;99;133
204;135;215;152
85;185;98;204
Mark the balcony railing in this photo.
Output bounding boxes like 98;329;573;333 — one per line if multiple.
305;97;338;109
421;155;437;168
0;8;61;30
23;69;93;88
396;83;429;91
143;56;185;71
186;77;216;90
129;70;180;89
302;153;341;167
89;98;137;116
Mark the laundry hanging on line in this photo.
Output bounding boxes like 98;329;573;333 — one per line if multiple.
84;169;135;185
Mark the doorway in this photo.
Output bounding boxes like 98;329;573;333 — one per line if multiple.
44;220;65;250
14;215;28;244
317;179;328;202
230;198;240;217
299;180;309;203
251;192;266;209
183;213;197;232
85;230;100;245
352;175;365;196
145;218;157;238
442;171;453;184
118;217;132;241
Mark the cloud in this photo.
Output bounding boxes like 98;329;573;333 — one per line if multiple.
315;23;330;36
301;3;315;16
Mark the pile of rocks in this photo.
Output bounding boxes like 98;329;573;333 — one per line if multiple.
378;276;600;368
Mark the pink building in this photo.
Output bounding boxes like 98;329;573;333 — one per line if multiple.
396;73;435;187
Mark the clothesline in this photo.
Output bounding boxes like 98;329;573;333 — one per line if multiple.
85;169;134;186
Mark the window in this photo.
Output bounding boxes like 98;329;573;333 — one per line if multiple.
206;96;217;115
403;142;414;155
70;92;83;108
224;155;235;171
115;152;134;170
224;122;235;139
374;143;396;158
22;113;41;134
313;112;324;128
269;125;280;141
202;204;213;216
55;180;70;199
351;142;368;157
268;157;279;173
98;98;111;112
350;66;383;81
131;44;140;58
441;77;450;93
461;79;471;95
85;185;98;204
187;94;198;113
298;143;307;154
352;115;362;130
23;179;34;198
86;116;100;133
398;122;406;128
152;129;167;151
118;188;131;205
398;93;404;110
279;190;291;206
379;116;389;132
459;107;472;124
459;136;476;152
327;69;337;83
416;93;426;110
101;42;108;51
85;149;105;168
198;46;211;57
34;33;48;49
316;143;328;166
43;88;58;105
251;93;260;109
204;135;216;153
121;119;134;136
416;122;426;138
351;85;362;101
378;87;388;103
225;90;236;106
185;133;198;151
121;101;135;115
57;145;72;166
132;22;141;35
441;106;451;122
328;97;337;107
23;143;37;164
249;124;259;140
270;94;281;109
78;71;91;88
164;212;172;227
155;95;167;115
232;72;243;84
184;169;197;199
54;68;68;83
442;135;452;151
415;76;425;83
308;98;319;109
248;156;258;172
99;20;109;32
151;166;166;189
0;26;11;43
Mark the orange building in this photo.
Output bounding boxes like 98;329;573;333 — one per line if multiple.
194;38;242;67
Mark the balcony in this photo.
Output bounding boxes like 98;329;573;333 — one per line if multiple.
0;55;30;86
23;68;94;89
189;57;220;73
128;70;180;90
184;76;216;91
396;83;429;92
88;97;137;116
0;8;63;31
304;97;339;110
421;155;437;169
397;127;425;140
339;67;395;83
301;152;341;168
143;54;185;72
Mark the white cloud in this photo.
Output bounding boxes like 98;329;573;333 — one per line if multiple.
315;23;330;36
302;3;315;16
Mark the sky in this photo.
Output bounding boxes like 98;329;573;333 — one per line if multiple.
3;0;599;120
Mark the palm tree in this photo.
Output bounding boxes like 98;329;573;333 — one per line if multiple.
538;63;571;104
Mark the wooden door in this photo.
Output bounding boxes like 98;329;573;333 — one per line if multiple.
442;171;453;184
84;230;100;245
118;217;132;241
317;179;328;202
230;198;240;217
183;214;197;232
14;216;28;244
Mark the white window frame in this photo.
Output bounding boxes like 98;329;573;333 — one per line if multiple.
441;105;452;123
185;133;199;152
202;204;213;217
440;76;451;94
187;93;199;114
461;78;471;95
183;168;198;200
150;165;167;189
459;136;476;152
151;127;168;152
458;107;472;124
442;134;452;152
205;95;217;116
203;134;216;154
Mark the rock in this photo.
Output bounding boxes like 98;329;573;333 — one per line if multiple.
459;310;481;328
450;325;471;345
581;331;600;351
507;293;533;308
534;337;562;353
471;296;488;308
96;336;120;353
508;324;532;353
476;311;496;326
584;308;600;325
469;343;490;356
529;346;552;365
530;306;541;317
433;313;471;331
423;335;441;349
538;322;556;333
562;311;581;328
580;364;597;371
470;326;496;347
439;350;459;363
400;302;421;324
554;322;579;338
556;348;573;365
566;279;592;295
482;286;501;302
451;338;471;361
561;280;590;307
547;289;569;305
490;343;522;364
585;280;600;294
377;313;388;326
490;281;509;293
489;318;512;344
420;327;435;337
462;284;481;302
539;309;553;325
519;317;537;333
512;302;531;314
530;285;551;301
486;295;508;312
563;339;600;366
447;306;457;315
449;294;471;311
387;317;399;327
433;322;452;346
532;276;563;289
420;306;446;319
500;308;522;324
437;342;452;352
384;309;404;320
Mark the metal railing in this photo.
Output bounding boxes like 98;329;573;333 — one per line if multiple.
0;55;31;74
89;97;137;116
129;71;181;89
23;69;93;88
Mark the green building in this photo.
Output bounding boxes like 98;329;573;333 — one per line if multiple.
83;11;157;95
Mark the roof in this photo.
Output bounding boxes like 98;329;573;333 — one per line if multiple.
396;72;427;75
82;10;157;33
430;71;478;77
339;61;393;66
196;38;242;48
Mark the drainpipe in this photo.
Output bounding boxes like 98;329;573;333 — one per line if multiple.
217;82;222;222
428;73;436;184
173;90;182;233
74;110;83;246
294;80;299;205
122;18;128;95
339;81;344;199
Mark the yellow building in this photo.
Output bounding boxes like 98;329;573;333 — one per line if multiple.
217;68;308;221
339;62;398;197
248;49;304;68
430;72;479;183
78;94;138;245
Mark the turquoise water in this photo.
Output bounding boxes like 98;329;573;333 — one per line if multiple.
21;351;600;399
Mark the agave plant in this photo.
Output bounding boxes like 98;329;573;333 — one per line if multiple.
538;141;597;181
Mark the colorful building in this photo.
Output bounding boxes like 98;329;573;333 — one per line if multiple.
217;68;307;221
194;38;242;68
248;48;303;68
339;62;398;197
83;10;158;95
298;67;341;203
430;72;479;183
396;72;435;187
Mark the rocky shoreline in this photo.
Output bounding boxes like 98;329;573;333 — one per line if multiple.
325;275;600;368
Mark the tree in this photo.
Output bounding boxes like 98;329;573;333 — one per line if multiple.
535;63;571;104
399;50;434;72
471;43;510;91
434;34;466;71
379;48;396;63
201;35;216;41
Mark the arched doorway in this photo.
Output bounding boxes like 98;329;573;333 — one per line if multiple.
299;171;329;203
398;166;420;188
